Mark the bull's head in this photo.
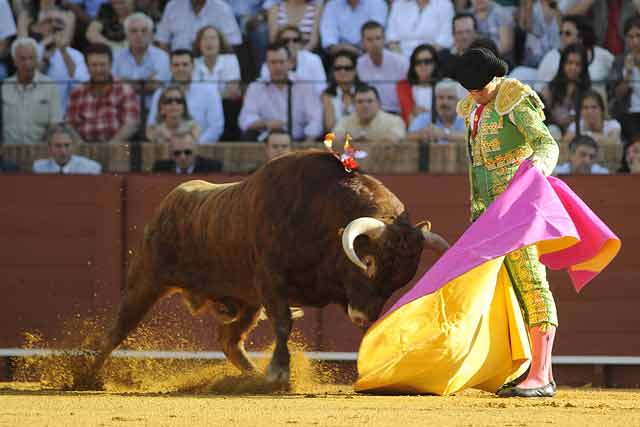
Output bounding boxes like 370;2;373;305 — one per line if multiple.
340;216;449;329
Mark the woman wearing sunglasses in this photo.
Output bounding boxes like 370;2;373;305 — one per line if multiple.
321;50;361;132
396;44;441;126
146;85;201;144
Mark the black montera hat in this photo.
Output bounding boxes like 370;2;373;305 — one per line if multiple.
455;47;509;91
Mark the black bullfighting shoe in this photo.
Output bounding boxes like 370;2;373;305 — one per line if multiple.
497;382;556;398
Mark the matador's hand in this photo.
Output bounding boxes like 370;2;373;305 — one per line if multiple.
529;155;551;176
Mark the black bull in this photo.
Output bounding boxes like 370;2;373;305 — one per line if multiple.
77;150;448;388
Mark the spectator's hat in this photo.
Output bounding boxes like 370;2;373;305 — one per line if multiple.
454;47;508;91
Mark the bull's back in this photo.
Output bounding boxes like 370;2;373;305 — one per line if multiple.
145;180;240;274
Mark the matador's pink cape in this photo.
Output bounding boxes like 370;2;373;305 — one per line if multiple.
355;161;621;395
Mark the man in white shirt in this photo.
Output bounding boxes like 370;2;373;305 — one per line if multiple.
259;25;326;96
113;12;171;98
357;21;409;114
554;135;609;175
147;50;224;144
320;0;388;56
0;0;16;80
33;123;102;174
155;0;242;51
386;0;454;57
2;38;62;145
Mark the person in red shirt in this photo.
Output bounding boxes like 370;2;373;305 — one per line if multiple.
66;43;140;143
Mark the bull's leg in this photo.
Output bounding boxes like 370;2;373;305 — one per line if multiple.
74;258;164;389
259;275;293;385
216;302;261;373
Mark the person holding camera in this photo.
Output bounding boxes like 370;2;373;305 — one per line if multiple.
39;9;90;112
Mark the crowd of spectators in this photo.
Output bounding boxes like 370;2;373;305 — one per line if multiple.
0;0;639;176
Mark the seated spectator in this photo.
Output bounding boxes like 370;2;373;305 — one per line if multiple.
386;0;454;58
112;12;170;103
554;135;609;175
38;9;90;112
333;84;406;143
265;129;292;160
17;0;75;47
0;0;17;80
439;12;478;79
146;85;201;144
396;44;441;126
357;21;409;113
66;43;140;143
267;0;322;51
608;16;640;143
563;90;622;146
86;0;134;54
321;50;361;132
578;21;615;91
155;0;242;51
152;130;222;173
147;49;224;144
238;42;322;142
33;123;102;174
537;15;613;90
406;78;465;144
192;25;242;100
260;25;326;96
541;43;591;132
320;0;388;57
616;1;640;54
620;135;640;173
2;38;62;145
467;0;514;62
0;147;20;172
518;0;562;68
192;25;242;140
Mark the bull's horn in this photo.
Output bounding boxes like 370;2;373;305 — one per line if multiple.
342;217;386;271
421;228;450;255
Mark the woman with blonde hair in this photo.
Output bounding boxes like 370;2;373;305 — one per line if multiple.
146;86;200;144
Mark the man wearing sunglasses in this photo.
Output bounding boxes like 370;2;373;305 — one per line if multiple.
152;130;222;174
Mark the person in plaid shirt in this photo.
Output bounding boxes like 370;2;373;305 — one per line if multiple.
66;43;141;143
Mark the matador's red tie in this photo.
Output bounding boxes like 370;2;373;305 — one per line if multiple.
472;104;485;139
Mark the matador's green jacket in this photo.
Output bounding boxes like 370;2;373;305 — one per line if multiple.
456;78;559;221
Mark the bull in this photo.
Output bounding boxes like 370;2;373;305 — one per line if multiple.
78;149;448;388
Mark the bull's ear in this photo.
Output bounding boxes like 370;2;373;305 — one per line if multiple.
361;254;377;279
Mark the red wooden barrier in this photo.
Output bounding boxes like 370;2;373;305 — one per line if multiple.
0;174;638;363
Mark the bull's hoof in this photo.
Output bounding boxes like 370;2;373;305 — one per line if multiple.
71;374;105;391
265;364;290;386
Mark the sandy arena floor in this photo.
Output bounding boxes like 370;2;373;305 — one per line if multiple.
2;382;640;427
3;321;639;426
